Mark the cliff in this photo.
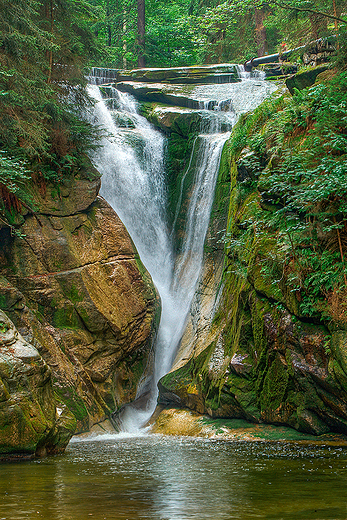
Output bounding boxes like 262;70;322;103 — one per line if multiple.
0;159;160;456
158;68;347;437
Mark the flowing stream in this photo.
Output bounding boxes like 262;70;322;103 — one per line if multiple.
87;71;276;431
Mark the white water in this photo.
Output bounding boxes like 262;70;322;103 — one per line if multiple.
87;72;275;432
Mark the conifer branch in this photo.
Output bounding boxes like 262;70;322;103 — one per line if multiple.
269;0;347;24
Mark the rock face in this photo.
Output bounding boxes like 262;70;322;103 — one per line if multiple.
158;114;347;437
0;310;56;457
0;161;160;451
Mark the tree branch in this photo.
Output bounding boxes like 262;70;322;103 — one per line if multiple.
270;0;347;24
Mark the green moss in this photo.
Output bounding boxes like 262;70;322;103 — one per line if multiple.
285;65;329;95
0;295;7;311
53;306;80;329
161;359;194;392
260;353;289;411
61;282;84;303
54;386;89;425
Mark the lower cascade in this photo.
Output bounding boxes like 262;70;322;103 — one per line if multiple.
87;71;276;431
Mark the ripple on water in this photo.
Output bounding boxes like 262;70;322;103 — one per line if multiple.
1;435;347;519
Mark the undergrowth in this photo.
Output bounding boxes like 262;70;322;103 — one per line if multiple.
226;70;347;322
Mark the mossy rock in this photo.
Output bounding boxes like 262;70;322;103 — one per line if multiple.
117;64;240;84
0;311;57;456
286;65;329;95
110;110;136;128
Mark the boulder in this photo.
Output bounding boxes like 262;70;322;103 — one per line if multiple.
0;310;57;457
0;163;160;442
286;65;329;95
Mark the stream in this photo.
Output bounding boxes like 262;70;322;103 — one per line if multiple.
1;434;347;519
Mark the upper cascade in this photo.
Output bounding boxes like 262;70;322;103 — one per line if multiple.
89;63;241;85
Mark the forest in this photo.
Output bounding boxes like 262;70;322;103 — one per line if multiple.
0;0;345;228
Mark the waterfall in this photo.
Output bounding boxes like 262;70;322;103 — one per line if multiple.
87;72;275;432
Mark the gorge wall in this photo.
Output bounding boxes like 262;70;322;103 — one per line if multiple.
1;61;345;455
0;159;159;456
158;68;347;437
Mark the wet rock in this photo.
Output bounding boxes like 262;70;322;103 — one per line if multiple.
145;105;204;134
0;178;160;436
286;65;329;95
0;310;57;456
91;64;240;85
116;81;203;109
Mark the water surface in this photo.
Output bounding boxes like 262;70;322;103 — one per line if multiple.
1;434;347;519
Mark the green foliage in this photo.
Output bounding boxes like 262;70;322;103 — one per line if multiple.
0;152;31;198
226;70;347;321
0;152;33;233
87;0;346;67
0;0;104;216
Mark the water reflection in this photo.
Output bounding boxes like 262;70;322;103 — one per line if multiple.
0;435;347;519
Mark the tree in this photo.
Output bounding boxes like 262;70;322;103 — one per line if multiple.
137;0;146;66
0;0;103;204
254;5;268;57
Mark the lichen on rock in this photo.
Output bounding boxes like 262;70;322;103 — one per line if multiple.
0;310;58;457
0;161;160;453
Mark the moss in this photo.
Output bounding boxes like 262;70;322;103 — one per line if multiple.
53;305;80;330
0;295;8;310
160;359;194;392
61;282;84;303
54;386;89;426
260;353;289;411
205;390;222;411
252;297;268;359
285;65;329;95
138;102;157;119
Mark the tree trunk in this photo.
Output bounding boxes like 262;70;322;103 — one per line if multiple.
137;0;145;68
123;12;127;69
106;0;112;47
309;12;327;40
47;0;54;84
332;0;339;32
254;6;268;57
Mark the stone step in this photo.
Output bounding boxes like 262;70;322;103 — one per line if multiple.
89;64;241;85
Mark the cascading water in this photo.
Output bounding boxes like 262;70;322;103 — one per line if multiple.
87;70;276;432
